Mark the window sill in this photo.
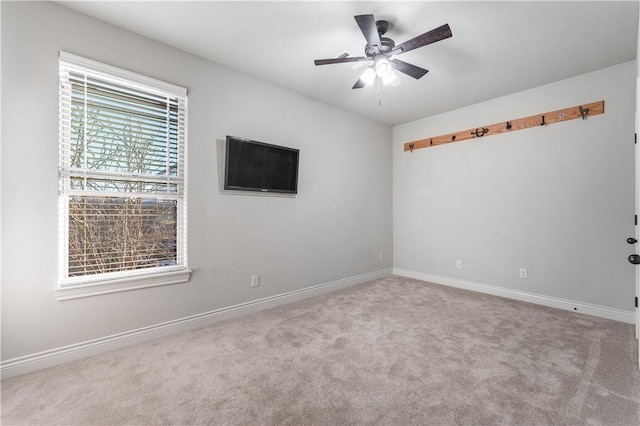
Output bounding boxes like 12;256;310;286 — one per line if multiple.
55;268;191;301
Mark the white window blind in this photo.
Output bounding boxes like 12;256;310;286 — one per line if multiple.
58;52;188;291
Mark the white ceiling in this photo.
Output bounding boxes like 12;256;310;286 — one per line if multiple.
58;1;639;126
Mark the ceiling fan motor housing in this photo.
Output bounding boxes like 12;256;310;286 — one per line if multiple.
365;37;395;58
364;20;395;58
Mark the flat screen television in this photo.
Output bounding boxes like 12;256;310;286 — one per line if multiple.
224;136;299;194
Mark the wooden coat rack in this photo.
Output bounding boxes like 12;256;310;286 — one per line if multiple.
404;101;604;152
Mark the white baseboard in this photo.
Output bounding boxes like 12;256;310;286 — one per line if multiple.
1;269;392;379
394;268;635;324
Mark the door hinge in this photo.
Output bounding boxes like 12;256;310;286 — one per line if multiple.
635;133;637;144
635;215;638;226
636;297;638;308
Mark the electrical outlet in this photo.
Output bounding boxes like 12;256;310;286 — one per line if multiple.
519;268;528;279
456;260;463;269
251;275;260;287
379;253;384;262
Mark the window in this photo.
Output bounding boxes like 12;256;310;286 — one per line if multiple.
57;52;189;300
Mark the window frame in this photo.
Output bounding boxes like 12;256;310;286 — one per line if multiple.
56;52;190;300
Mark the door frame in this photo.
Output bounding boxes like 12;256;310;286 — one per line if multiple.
635;77;639;370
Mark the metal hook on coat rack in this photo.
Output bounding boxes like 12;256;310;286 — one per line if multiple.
579;106;590;119
472;127;489;138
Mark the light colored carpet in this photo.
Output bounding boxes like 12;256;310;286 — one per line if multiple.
2;276;639;425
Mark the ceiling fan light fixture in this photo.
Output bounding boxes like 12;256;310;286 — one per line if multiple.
381;70;398;86
374;57;393;78
360;67;376;86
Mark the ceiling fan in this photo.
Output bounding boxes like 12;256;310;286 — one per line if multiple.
314;14;452;89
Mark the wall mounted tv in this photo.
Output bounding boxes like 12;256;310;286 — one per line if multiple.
224;136;299;194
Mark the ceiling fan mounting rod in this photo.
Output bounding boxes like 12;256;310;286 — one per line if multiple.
376;20;389;36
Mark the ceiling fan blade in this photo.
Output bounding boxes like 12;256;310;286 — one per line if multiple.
352;79;366;89
392;23;452;55
354;14;382;52
314;56;369;66
390;59;429;79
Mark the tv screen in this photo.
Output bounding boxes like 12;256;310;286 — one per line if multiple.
224;136;299;194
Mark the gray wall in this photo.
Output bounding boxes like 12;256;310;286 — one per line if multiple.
393;61;636;312
1;2;392;361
